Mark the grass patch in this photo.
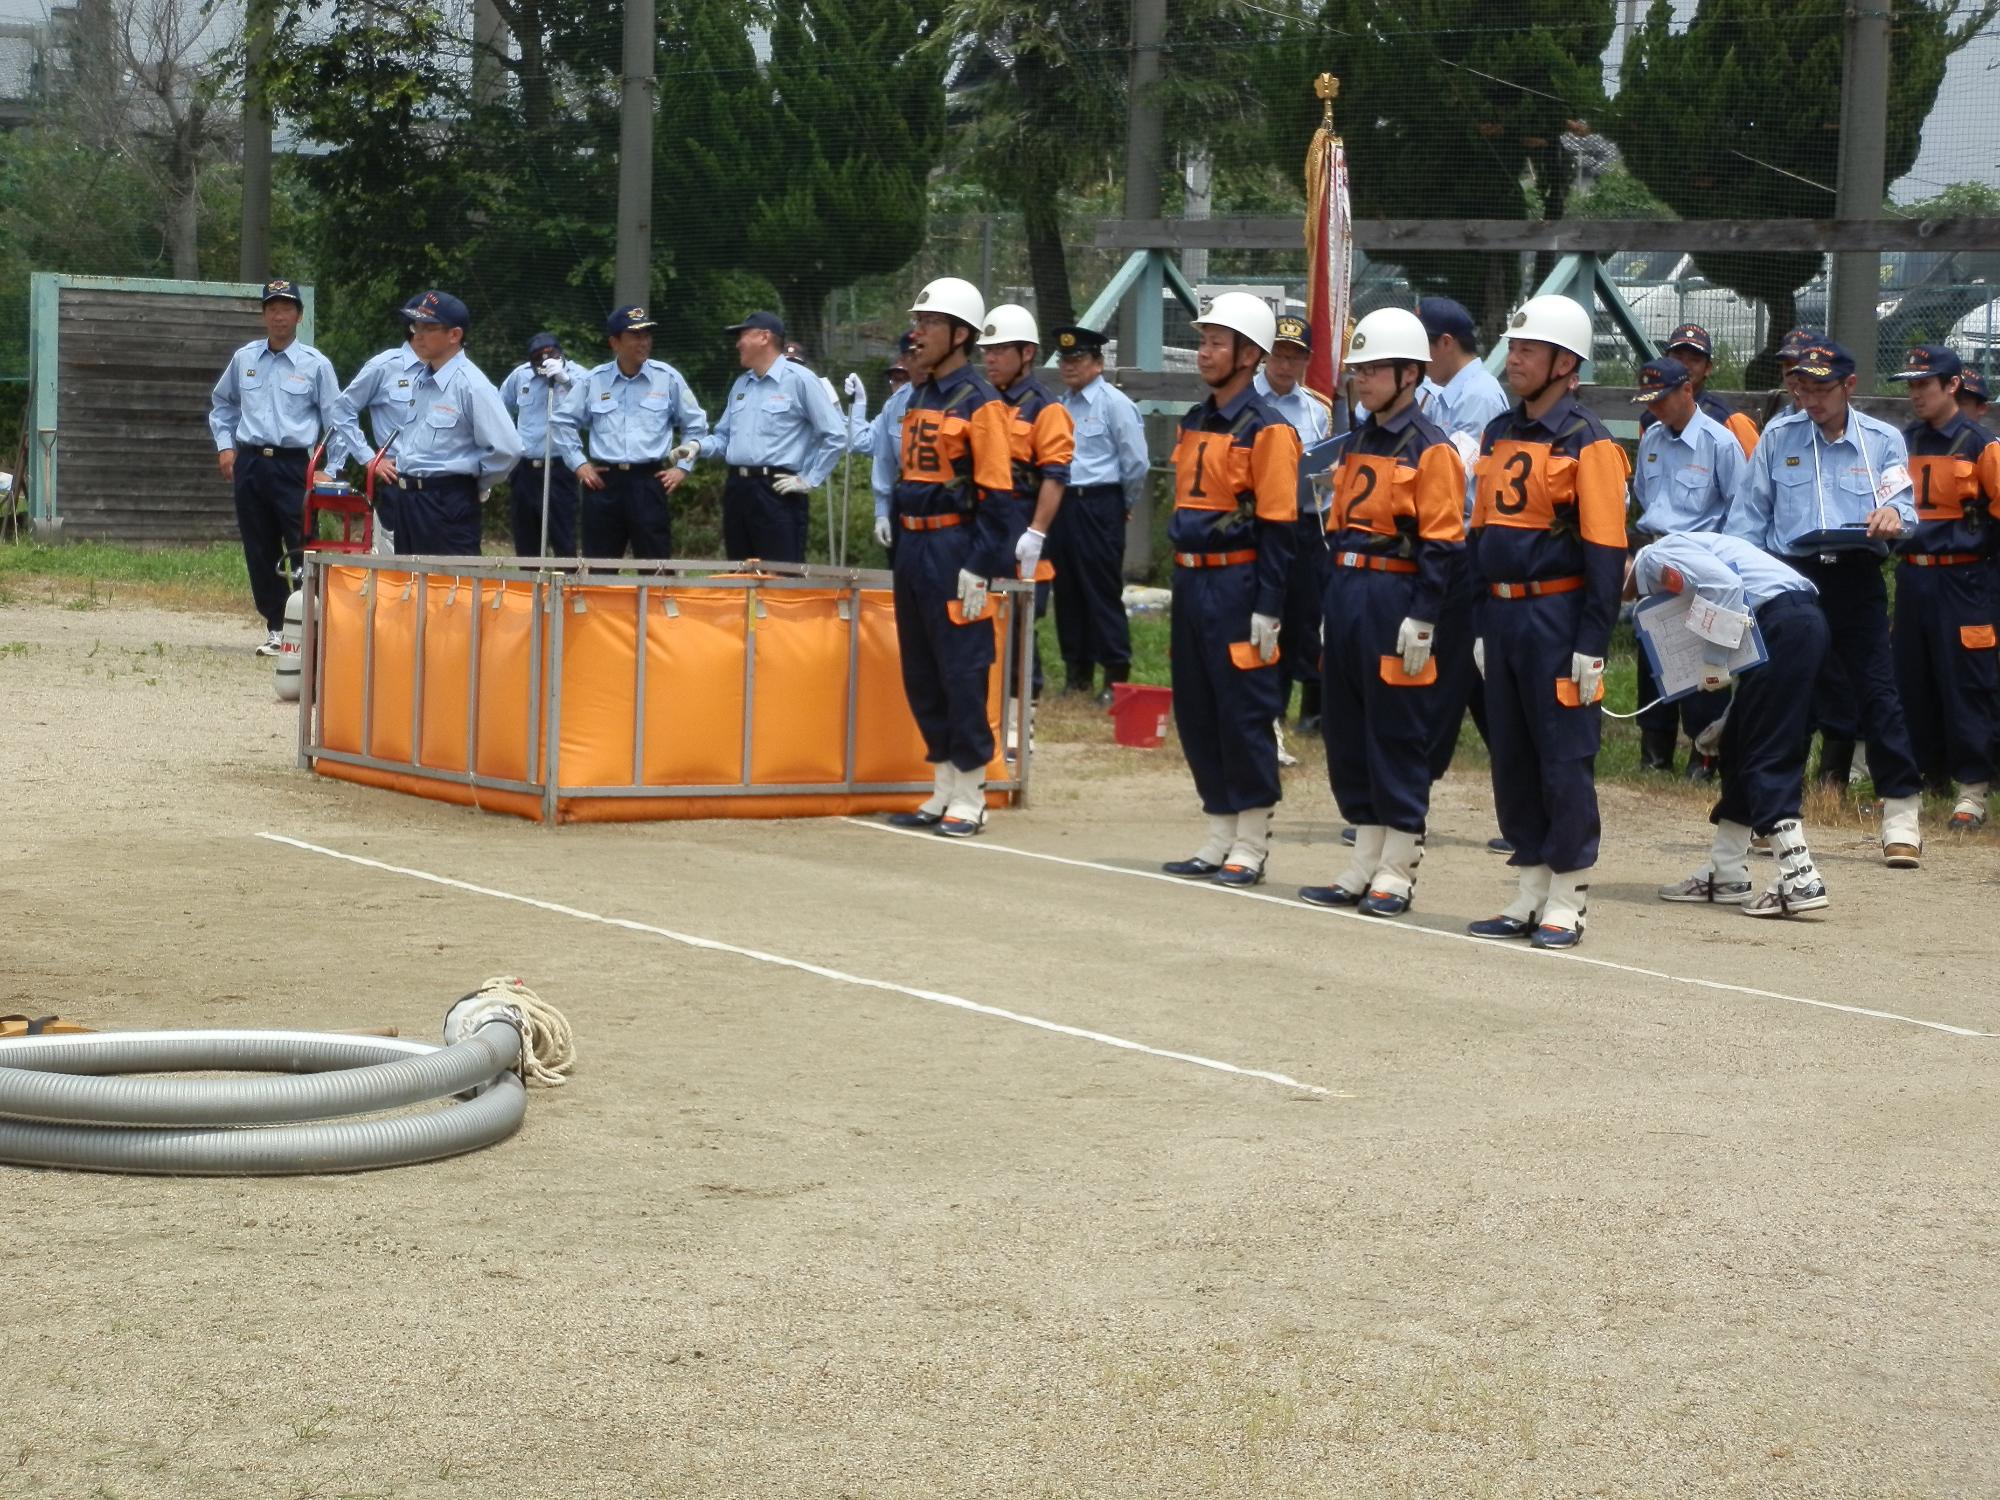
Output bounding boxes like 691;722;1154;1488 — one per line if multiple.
0;540;249;613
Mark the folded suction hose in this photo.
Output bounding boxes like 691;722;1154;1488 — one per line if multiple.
0;979;574;1176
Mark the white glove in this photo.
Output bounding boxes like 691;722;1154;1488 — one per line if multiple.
772;473;811;496
1570;652;1606;704
843;372;864;401
1395;617;1436;677
535;357;569;385
1015;526;1045;580
1473;637;1486;679
667;441;699;466
1250;612;1281;664
957;569;988;621
874;515;893;548
1698;665;1733;693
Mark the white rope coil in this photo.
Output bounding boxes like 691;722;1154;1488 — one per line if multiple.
444;977;576;1087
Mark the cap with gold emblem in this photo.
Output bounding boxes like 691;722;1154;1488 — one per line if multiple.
606;304;658;334
1273;315;1311;351
260;278;303;307
1050;325;1109;358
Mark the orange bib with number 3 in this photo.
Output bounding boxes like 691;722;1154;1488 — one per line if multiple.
1476;441;1574;530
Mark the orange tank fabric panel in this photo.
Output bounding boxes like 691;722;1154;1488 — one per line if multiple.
417;578;474;773
474;580;540;785
641;590;747;786
554;587;641;788
1912;455;1977;520
751;591;849;785
1171;430;1254;513
1248;422;1301;523
1415;442;1469;543
1031;402;1076;467
316;759;544;821
365;571;417;765
855;592;932;783
1576;437;1633;548
318;566;368;755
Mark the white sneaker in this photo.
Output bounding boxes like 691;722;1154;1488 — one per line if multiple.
1743;878;1830;917
255;630;283;657
1658;872;1753;904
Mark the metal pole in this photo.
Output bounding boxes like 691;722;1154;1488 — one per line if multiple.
1832;0;1891;391
614;0;657;309
539;381;555;559
1118;0;1166;583
238;0;273;282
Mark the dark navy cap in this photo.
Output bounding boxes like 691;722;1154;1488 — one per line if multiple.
527;331;561;355
888;331;916;369
1886;343;1963;383
1632;357;1693;403
260;278;303;306
606;304;658;334
1777;326;1823;363
1664;323;1713;358
1792;340;1856;382
1961;369;1991;403
400;290;470;330
725;310;785;339
1416;297;1477;345
1051;325;1109;357
1273;315;1311;350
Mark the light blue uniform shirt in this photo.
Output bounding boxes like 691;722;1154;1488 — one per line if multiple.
1632;531;1816;668
1725;406;1916;557
208;339;348;458
500;359;591;459
870;383;915;522
694;355;846;487
554;358;708;472
1418;358;1510;518
1633;405;1745;536
393;351;521;485
1059;374;1148;509
331;343;425;469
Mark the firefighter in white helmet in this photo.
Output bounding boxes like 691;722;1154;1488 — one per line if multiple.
1465;294;1631;949
1159;292;1303;886
1297;307;1466;917
882;277;1017;837
978;304;1073;699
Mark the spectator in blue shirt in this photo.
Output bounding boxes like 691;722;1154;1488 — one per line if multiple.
500;331;590;558
1051;324;1148;700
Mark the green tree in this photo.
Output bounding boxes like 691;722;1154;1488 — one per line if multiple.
1261;0;1616;333
750;0;947;358
1612;0;1998;378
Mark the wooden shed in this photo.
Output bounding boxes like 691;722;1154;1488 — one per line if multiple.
26;273;317;544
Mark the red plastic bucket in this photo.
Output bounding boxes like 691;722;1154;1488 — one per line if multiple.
1108;682;1173;749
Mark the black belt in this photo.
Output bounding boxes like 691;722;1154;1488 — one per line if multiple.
607;459;669;472
237;445;308;459
391;473;476;491
731;465;796;478
1070;481;1123;496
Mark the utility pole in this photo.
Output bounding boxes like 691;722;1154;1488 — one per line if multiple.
614;0;657;309
1118;0;1165;578
472;0;508;110
1832;0;1891;390
238;0;273;283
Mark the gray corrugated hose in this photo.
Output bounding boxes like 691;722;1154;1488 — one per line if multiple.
0;1021;528;1176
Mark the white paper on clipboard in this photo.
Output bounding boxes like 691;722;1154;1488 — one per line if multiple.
1633;590;1769;702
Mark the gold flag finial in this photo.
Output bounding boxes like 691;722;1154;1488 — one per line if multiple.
1314;73;1339;130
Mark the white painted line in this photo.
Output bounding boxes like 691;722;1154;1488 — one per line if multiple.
256;832;1343;1098
842;818;1995;1040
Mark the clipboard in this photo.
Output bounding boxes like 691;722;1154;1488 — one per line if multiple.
1633;590;1769;703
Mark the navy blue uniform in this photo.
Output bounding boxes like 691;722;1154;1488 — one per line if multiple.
1894;415;2000;788
1320;404;1466;833
1470;394;1632;875
1167;388;1302;815
890;363;1017;773
995;377;1074;697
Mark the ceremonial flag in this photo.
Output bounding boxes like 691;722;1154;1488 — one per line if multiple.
1304;73;1353;406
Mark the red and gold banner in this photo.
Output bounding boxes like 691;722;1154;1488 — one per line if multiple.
1304;73;1353;406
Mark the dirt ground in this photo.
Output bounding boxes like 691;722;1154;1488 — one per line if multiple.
3;595;1998;1500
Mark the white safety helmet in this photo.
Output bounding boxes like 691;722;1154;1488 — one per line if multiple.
1505;295;1593;361
1191;291;1277;354
910;277;987;330
1345;308;1431;365
978;303;1041;347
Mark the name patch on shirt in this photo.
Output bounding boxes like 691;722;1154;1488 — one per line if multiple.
1785;456;1801;467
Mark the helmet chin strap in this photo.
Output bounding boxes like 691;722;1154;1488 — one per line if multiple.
1527;349;1576;405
